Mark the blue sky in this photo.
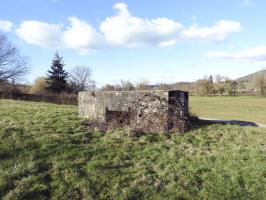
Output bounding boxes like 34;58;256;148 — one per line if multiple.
0;0;266;86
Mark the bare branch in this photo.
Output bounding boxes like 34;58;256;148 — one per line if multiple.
68;65;95;92
0;34;29;84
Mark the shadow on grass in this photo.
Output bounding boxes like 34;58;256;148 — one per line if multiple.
191;116;258;128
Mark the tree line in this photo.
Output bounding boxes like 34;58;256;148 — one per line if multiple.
30;51;95;95
193;75;239;96
192;74;266;96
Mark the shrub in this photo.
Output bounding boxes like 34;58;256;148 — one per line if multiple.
29;77;48;94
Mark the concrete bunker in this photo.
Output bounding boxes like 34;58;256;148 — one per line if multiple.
78;90;190;134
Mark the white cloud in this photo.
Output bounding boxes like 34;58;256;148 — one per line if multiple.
242;0;256;7
16;18;104;53
181;20;242;41
14;2;243;53
62;17;104;54
113;2;130;16
15;20;62;48
100;2;183;47
100;3;242;47
0;20;13;32
207;46;266;61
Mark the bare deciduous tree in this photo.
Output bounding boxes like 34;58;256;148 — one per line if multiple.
254;72;266;96
120;79;135;91
0;34;29;85
193;79;213;96
69;65;95;93
136;79;150;90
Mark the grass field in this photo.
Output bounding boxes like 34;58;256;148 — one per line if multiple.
0;99;266;199
190;96;266;124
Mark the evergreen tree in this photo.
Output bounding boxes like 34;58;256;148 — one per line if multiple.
46;51;68;93
208;75;214;94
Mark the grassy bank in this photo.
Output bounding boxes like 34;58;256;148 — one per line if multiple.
190;96;266;124
0;99;266;199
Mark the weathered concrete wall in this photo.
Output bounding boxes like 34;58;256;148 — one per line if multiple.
79;90;169;120
78;90;189;133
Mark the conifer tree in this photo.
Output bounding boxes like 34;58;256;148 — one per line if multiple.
46;51;68;93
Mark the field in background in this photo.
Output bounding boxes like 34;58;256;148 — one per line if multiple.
190;96;266;124
0;99;266;199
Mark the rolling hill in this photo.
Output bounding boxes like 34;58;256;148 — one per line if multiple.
235;69;266;82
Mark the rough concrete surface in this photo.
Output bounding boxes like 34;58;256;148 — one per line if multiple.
79;90;189;134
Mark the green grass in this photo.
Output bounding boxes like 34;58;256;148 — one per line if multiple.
1;99;266;199
190;96;266;124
